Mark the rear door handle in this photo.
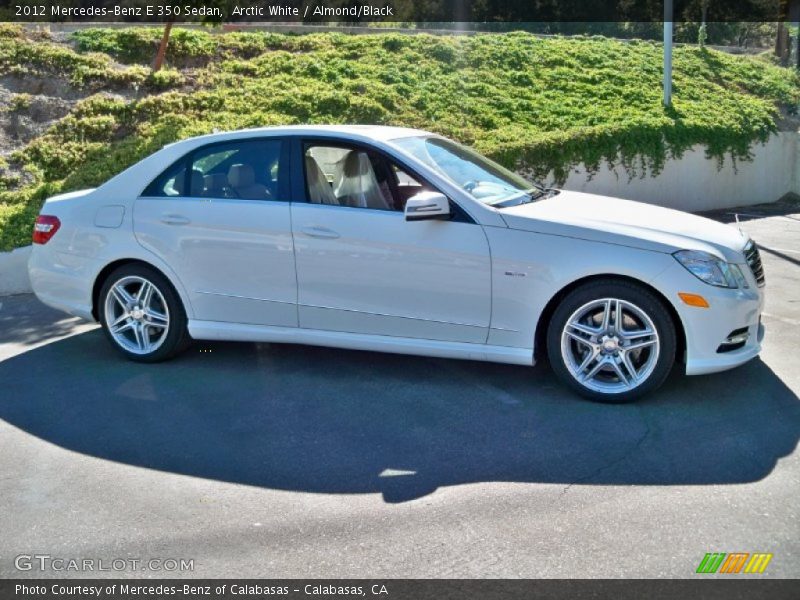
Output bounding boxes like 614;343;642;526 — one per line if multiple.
160;214;190;226
301;226;340;239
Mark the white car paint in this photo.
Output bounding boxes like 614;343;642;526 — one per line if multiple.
500;191;749;260
291;202;491;343
134;196;297;327
28;125;765;380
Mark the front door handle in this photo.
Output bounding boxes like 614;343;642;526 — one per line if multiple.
301;226;340;239
160;214;190;226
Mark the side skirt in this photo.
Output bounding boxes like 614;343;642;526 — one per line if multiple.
188;320;535;366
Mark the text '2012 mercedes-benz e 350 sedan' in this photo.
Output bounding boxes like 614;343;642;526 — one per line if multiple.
28;125;765;402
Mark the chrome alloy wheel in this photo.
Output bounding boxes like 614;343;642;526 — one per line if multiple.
560;298;660;395
103;275;170;355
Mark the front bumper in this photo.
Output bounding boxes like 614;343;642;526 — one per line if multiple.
685;318;764;375
651;261;765;376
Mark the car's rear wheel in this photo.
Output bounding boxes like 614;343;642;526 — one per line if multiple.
546;279;676;403
99;264;189;362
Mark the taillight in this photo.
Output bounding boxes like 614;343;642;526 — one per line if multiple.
32;215;61;244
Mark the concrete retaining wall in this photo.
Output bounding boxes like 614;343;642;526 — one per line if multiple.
552;132;799;212
0;245;31;295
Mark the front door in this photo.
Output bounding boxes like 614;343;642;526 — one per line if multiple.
291;139;491;343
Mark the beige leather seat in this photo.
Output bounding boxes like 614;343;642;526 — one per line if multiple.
334;151;390;210
173;168;204;197
227;164;269;200
305;156;339;205
203;173;229;198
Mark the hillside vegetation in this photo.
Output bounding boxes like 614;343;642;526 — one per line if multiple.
1;24;798;251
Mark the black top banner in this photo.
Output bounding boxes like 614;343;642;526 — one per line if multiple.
0;0;798;23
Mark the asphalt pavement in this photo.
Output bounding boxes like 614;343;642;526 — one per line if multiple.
1;203;798;578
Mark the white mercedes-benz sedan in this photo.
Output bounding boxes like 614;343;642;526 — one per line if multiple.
28;125;765;402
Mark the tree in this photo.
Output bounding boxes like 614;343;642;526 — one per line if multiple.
775;21;789;64
151;0;236;72
774;0;800;66
153;20;173;72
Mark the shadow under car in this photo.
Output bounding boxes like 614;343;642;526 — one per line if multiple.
1;329;798;503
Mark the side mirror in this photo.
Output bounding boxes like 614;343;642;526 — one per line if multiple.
404;191;450;222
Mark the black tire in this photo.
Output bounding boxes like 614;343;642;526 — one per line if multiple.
546;279;677;403
98;263;190;363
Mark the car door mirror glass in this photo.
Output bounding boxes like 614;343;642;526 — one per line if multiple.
404;191;450;222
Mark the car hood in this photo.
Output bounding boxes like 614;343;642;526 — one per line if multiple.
499;190;749;262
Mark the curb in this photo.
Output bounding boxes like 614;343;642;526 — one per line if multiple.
0;246;32;296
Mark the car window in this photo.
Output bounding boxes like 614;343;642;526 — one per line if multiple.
194;149;237;174
142;139;283;200
191;139;282;200
393;135;538;206
390;164;428;210
304;143;430;211
142;158;186;197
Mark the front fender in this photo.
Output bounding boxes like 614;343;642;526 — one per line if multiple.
483;227;676;348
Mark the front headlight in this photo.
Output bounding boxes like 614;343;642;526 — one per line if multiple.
673;250;748;289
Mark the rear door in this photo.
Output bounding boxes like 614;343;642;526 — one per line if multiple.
133;137;298;327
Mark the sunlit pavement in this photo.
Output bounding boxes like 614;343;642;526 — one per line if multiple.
1;203;799;578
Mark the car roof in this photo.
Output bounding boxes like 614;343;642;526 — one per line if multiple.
172;125;433;147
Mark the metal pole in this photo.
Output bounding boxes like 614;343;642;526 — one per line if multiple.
794;21;800;71
793;0;800;71
664;0;673;107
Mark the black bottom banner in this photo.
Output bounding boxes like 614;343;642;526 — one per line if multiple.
1;579;799;600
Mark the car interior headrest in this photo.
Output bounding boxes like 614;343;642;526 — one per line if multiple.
228;164;255;188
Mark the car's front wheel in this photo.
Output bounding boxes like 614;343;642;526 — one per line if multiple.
546;279;677;403
99;264;189;362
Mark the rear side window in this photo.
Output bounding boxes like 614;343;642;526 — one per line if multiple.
142;158;186;197
142;139;284;200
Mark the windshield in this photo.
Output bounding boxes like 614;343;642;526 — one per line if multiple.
392;136;542;205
